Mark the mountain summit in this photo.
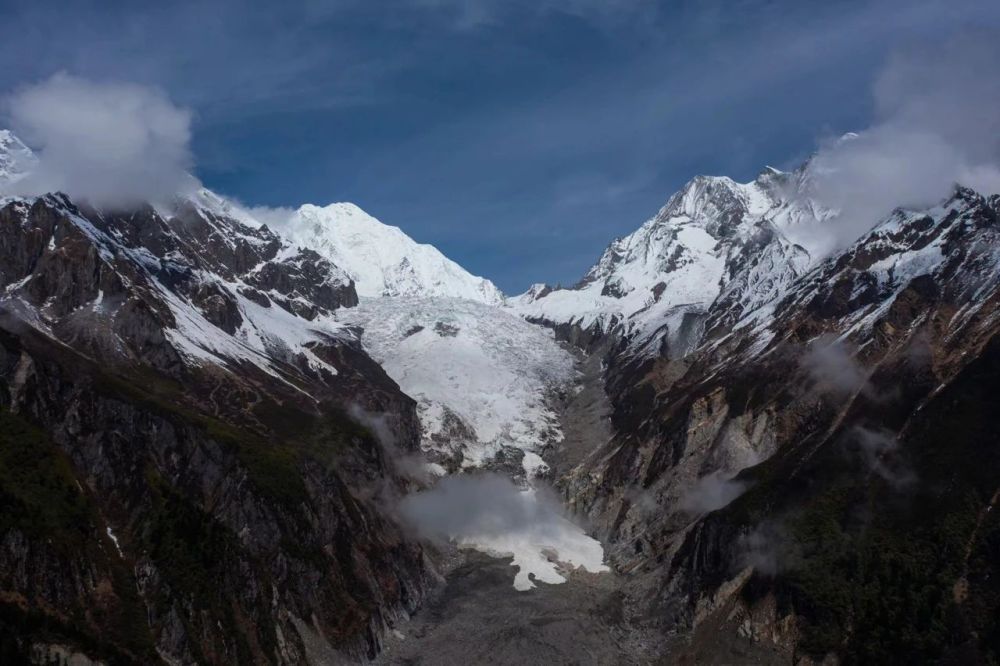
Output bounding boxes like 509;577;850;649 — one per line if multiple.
0;130;504;306
510;163;832;355
276;202;505;304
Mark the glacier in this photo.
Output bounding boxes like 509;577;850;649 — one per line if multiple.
336;295;576;476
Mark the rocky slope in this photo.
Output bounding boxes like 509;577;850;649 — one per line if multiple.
0;178;437;661
553;183;1000;663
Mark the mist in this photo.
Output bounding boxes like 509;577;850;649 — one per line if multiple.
796;34;1000;256
850;426;916;489
398;472;569;542
2;73;193;209
801;335;868;397
397;472;608;590
737;521;792;577
347;404;434;485
679;471;747;514
244;204;297;229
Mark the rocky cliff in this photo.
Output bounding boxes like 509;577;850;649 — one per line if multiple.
0;192;435;663
557;186;1000;663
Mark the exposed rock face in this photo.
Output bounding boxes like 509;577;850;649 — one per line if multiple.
0;193;432;663
559;187;1000;663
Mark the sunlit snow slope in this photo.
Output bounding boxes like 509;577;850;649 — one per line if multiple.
509;167;829;354
277;203;505;304
0;130;36;185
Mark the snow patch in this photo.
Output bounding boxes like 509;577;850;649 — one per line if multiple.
106;526;123;558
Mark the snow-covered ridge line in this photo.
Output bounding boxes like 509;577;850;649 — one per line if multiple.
0;189;357;402
275;202;505;304
1;129;503;306
507;162;835;356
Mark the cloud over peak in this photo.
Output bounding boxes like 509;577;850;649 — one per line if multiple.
3;73;193;208
804;34;1000;254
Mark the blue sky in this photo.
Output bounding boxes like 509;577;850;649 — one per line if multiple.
2;0;999;293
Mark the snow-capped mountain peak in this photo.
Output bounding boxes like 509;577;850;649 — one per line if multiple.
0;130;37;185
277;202;505;304
0;128;504;307
510;166;828;353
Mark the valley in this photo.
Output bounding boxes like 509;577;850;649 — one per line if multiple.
372;348;656;666
0;126;999;664
374;553;648;665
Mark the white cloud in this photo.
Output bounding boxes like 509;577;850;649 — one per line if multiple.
801;335;867;397
679;471;747;514
737;521;791;576
244;204;296;229
3;73;193;208
805;34;1000;253
398;472;608;590
850;426;916;489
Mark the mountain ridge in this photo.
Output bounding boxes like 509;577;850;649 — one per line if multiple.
508;163;828;355
2;125;1000;663
276;202;504;304
0;131;504;307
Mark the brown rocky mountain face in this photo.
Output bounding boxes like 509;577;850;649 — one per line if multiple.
556;187;1000;663
0;194;433;663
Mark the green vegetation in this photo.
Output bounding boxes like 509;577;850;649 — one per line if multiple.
142;469;241;596
732;341;1000;664
226;401;379;510
0;600;145;666
9;323;383;511
0;410;93;548
966;507;1000;661
95;362;379;510
140;469;265;663
0;332;389;661
0;410;156;663
783;480;979;663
